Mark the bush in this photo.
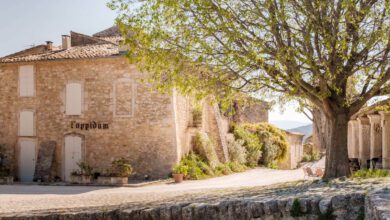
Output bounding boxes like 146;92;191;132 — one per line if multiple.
352;169;390;178
227;161;248;172
233;123;288;167
228;139;247;164
301;143;321;162
232;125;262;167
179;153;211;180
172;164;189;175
110;158;134;177
214;163;233;175
193;132;220;168
77;161;93;176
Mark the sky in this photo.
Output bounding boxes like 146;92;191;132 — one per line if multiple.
0;0;311;125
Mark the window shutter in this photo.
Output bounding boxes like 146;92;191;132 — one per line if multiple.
19;111;34;136
66;83;82;115
19;65;34;97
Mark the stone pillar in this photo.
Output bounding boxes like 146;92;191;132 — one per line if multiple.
348;120;360;159
358;117;371;169
380;112;390;169
368;114;382;169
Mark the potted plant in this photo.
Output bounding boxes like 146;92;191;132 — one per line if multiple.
172;164;188;183
70;161;93;184
97;158;133;185
192;104;202;127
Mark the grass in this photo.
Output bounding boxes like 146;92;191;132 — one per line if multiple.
352;169;390;178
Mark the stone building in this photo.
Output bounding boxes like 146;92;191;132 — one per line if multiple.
0;27;271;182
348;107;390;170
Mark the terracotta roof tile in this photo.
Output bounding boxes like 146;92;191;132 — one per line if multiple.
0;27;125;64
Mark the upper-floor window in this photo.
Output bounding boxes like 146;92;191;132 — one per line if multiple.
65;82;83;116
19;65;35;97
19;110;35;136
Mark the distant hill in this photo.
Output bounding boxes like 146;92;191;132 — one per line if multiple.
287;124;313;141
269;120;310;130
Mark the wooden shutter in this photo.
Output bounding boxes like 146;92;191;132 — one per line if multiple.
19;65;34;97
66;83;82;115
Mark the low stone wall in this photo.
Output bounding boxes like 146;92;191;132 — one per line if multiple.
2;193;371;220
365;189;390;220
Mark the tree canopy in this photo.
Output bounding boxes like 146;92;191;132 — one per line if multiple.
110;0;390;178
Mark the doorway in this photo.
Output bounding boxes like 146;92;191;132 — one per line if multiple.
64;135;83;181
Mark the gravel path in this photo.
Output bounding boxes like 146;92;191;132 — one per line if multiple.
0;159;334;215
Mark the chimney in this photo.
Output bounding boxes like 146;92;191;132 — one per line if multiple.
118;40;129;54
46;41;53;51
62;35;71;49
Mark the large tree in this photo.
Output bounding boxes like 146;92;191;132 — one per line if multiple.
110;0;390;179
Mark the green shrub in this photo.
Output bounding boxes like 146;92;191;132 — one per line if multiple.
227;161;248;172
193;132;220;168
172;164;189;175
179;153;211;180
352;169;390;178
228;139;247;164
110;158;134;177
214;164;233;175
77;161;93;176
250;123;287;167
301;143;321;162
233;123;288;167
232;125;262;167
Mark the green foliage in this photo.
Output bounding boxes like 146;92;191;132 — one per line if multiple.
233;123;288;167
192;103;202;126
214;163;233;176
352;169;390;178
227;139;247;164
76;161;93;176
232;125;262;167
110;158;134;177
172;164;189;175
290;199;303;217
179;153;211;180
302;143;321;162
226;161;248;173
193;132;220;168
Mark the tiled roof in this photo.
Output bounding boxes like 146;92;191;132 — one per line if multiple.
0;26;124;63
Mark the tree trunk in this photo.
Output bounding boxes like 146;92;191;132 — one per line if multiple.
323;112;351;179
312;109;331;152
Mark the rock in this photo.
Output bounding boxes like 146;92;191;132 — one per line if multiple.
319;198;331;214
181;204;194;220
170;205;182;220
193;203;207;219
331;195;349;210
263;200;278;215
248;201;264;218
159;206;172;220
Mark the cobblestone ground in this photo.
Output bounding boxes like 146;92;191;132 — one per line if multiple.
0;163;388;216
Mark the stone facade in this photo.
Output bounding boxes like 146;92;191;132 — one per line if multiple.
0;58;183;180
0;27;271;182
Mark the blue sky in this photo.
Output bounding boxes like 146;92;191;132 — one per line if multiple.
0;0;311;125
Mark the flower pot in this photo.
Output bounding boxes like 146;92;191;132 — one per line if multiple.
173;173;184;183
110;177;128;185
70;175;92;184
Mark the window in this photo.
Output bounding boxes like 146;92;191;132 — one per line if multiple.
19;111;35;136
114;79;134;117
65;82;82;115
19;65;35;97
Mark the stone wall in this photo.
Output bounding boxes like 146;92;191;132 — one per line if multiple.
365;189;390;220
3;192;374;220
0;58;180;180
